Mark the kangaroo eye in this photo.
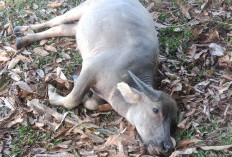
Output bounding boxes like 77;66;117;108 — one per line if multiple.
153;108;159;114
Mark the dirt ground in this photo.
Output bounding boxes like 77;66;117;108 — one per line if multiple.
0;0;232;156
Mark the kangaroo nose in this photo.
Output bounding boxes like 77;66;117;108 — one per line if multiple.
162;141;173;152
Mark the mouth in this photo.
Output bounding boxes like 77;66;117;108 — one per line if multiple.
146;139;174;156
147;144;163;155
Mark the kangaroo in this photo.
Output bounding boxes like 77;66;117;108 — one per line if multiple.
14;0;178;155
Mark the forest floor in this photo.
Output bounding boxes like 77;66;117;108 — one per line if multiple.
0;0;232;156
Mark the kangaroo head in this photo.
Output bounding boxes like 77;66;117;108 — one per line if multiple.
117;71;178;155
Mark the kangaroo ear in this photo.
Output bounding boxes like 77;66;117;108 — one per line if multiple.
117;82;142;104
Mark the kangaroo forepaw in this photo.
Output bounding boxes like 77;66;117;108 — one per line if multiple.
48;84;77;109
16;37;22;49
48;84;65;107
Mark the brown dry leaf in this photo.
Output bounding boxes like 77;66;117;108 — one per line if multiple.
34;152;76;157
194;80;210;93
177;139;202;148
0;50;10;62
15;81;33;93
186;44;197;59
24;9;33;14
54;40;72;47
172;82;182;93
57;140;72;149
16;54;31;62
104;135;120;148
45;73;71;90
0;141;3;156
45;44;57;52
79;150;96;156
194;49;207;60
27;99;83;125
85;132;105;144
176;0;191;19
8;58;20;69
7;114;24;128
3;97;15;111
0;1;5;9
199;144;232;151
34;47;49;56
170;148;198;157
178;117;190;129
47;1;64;8
191;25;207;39
222;74;232;81
4;46;17;54
40;39;48;45
0;55;10;62
205;29;220;43
146;2;154;12
98;103;113;112
216;81;232;94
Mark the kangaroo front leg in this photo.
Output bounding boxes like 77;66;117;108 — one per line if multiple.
48;62;95;109
16;23;77;49
14;0;91;35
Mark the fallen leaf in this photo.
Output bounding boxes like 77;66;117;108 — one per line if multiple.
0;55;10;62
21;49;32;55
3;97;15;111
34;152;76;157
34;47;49;56
194;49;207;60
24;9;33;14
57;140;72;149
176;0;191;19
57;67;67;80
177;139;202;148
146;2;154;12
36;69;45;78
0;78;9;90
217;81;232;94
8;58;20;69
40;39;48;45
186;44;197;59
98;103;113;112
47;1;64;8
199;144;232;151
45;44;57;52
178;117;190;129
15;81;33;93
0;1;5;9
194;80;210;93
10;71;21;81
209;43;224;56
61;52;71;59
172;82;182;92
170;148;198;157
7;114;24;128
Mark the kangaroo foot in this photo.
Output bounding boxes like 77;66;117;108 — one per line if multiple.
14;26;28;37
16;37;22;49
